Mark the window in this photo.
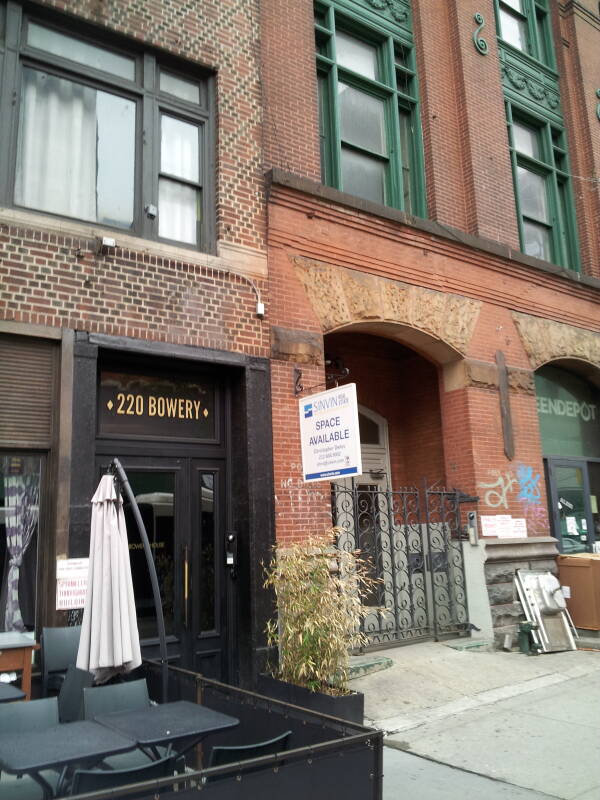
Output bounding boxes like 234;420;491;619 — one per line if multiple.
0;6;214;250
315;2;425;215
495;0;552;66
508;110;579;270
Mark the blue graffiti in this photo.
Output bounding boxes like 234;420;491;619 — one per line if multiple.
517;465;541;505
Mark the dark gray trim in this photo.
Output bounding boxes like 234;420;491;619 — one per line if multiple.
87;332;268;370
266;168;600;294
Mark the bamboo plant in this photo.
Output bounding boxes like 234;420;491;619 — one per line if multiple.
263;529;382;696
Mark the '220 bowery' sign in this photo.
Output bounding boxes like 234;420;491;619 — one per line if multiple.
298;383;362;483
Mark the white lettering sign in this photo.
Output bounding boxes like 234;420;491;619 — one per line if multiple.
299;383;362;483
536;396;597;422
56;558;89;610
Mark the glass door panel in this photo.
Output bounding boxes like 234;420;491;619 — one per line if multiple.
553;464;589;553
123;471;177;640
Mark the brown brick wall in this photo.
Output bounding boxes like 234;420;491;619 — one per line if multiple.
0;223;269;356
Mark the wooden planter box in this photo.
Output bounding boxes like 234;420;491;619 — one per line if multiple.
256;674;364;725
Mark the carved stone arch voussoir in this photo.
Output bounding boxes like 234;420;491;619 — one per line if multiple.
292;256;481;355
512;312;600;370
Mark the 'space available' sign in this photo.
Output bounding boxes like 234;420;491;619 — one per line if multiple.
299;383;362;483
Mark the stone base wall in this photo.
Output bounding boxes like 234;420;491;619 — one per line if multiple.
484;537;559;648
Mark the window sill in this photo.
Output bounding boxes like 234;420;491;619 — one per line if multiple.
0;207;267;278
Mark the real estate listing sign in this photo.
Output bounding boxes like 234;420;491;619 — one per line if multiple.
299;383;362;483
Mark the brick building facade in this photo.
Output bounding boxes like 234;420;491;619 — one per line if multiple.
0;0;598;684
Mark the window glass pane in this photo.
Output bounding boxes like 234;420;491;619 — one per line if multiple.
396;68;412;96
27;22;135;81
161;115;200;182
502;0;523;10
341;147;385;204
159;71;200;104
159;178;199;244
199;473;215;632
15;69;135;228
499;9;528;50
359;413;380;445
0;455;42;634
336;31;378;80
513;123;540;159
339;83;386;155
398;108;414;213
523;220;551;260
517;166;548;222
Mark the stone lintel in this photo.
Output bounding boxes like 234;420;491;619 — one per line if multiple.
271;326;323;365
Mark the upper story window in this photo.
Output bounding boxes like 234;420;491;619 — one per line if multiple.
507;109;579;270
496;0;552;66
0;5;214;251
315;2;425;216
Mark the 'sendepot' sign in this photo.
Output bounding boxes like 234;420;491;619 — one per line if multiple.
299;383;362;483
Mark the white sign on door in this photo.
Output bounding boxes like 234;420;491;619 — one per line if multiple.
299;383;362;483
56;558;89;610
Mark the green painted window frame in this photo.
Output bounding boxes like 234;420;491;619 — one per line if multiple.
507;104;580;271
494;0;554;69
315;1;426;217
0;2;216;253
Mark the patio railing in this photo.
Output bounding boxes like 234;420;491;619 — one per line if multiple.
67;659;384;800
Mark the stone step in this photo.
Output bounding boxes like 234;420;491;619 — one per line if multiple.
348;653;393;680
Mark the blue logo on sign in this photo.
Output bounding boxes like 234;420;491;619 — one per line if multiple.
304;403;313;418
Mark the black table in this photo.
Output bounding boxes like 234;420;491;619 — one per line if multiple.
95;700;239;758
0;720;136;797
0;683;25;702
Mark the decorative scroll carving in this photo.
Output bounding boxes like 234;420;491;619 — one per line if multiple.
363;0;410;25
473;13;488;55
501;65;560;112
292;256;481;355
512;312;600;369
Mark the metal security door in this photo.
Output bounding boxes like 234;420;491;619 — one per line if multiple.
333;482;469;648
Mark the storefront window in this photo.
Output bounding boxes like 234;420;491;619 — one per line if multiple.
0;455;42;635
535;366;600;459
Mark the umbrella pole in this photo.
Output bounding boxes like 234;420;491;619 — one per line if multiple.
111;457;168;704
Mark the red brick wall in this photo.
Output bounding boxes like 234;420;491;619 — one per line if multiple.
325;332;446;489
413;0;520;244
555;4;600;279
260;0;321;180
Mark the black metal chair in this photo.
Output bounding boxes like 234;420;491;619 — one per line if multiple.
69;753;176;798
207;730;292;780
0;698;60;800
57;664;94;723
41;626;81;697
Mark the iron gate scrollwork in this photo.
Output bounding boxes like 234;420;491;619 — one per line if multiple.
332;481;471;648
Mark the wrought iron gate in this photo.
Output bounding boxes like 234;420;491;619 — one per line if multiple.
332;482;471;648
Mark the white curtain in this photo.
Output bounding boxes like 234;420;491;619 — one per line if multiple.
15;69;97;221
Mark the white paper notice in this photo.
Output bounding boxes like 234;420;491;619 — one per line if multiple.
56;558;89;610
480;515;526;538
566;516;579;536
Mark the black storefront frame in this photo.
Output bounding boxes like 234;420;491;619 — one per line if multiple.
69;332;275;687
546;456;600;554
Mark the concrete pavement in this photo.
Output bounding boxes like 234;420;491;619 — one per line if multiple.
350;641;600;799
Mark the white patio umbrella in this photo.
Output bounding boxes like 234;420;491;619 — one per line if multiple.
76;474;141;683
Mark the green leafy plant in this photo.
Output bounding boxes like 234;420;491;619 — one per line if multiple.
263;529;382;696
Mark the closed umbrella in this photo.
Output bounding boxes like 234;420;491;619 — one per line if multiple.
77;474;141;683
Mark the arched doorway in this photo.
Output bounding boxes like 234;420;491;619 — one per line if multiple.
327;331;470;646
536;364;600;553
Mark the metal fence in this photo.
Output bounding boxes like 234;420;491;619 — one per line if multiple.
333;481;471;647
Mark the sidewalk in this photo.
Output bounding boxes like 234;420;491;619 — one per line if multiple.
350;641;600;799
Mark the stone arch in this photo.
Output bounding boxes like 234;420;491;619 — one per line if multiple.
513;312;600;387
293;256;481;365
